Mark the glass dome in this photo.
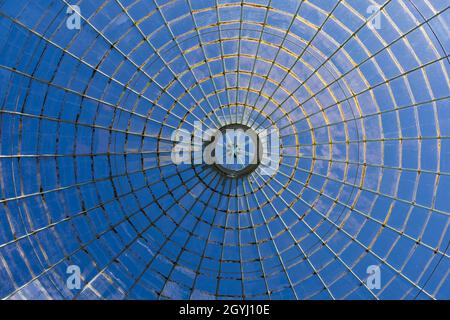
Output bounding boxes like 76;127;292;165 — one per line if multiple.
0;0;449;300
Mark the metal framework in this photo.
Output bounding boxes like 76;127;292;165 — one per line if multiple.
0;0;449;299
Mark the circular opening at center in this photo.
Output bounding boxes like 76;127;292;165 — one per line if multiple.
207;124;262;178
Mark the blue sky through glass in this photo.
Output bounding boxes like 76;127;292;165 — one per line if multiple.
0;0;449;300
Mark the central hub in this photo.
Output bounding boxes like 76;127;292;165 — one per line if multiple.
206;124;262;178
